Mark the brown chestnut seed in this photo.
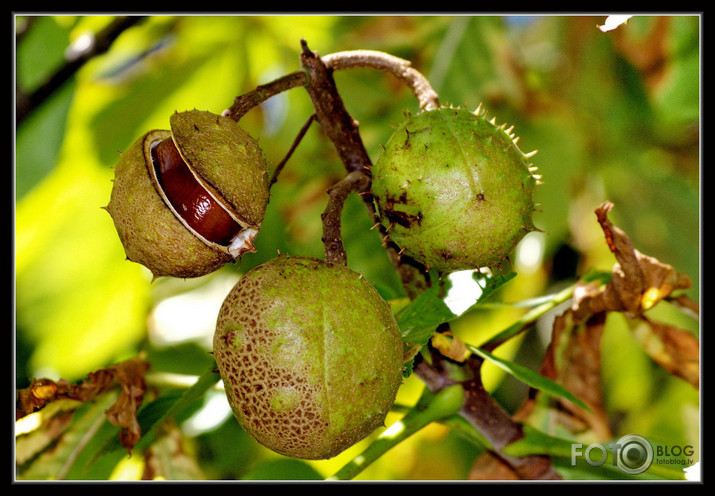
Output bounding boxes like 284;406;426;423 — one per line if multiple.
144;130;260;260
151;137;242;246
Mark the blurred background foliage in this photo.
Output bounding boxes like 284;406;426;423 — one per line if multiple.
15;14;700;480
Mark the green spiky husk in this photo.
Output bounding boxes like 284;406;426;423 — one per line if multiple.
170;110;270;227
371;106;539;272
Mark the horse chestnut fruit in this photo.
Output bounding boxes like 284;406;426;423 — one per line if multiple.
106;109;270;279
213;256;404;460
371;106;540;272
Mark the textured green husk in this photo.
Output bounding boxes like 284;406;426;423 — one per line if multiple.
371;106;538;272
106;110;270;279
170;110;270;227
106;130;232;279
213;256;404;460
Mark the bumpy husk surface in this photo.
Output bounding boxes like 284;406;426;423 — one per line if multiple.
213;256;404;460
371;106;538;272
170;110;269;227
106;110;270;279
106;130;232;279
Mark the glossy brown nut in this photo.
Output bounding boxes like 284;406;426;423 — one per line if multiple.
152;137;242;246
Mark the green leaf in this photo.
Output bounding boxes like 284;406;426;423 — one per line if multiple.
502;423;577;458
135;365;221;451
472;271;516;303
397;284;456;346
468;345;592;413
397;270;517;347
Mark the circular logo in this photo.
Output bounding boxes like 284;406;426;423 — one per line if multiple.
616;434;654;475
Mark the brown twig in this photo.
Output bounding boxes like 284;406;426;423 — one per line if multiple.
415;350;561;479
268;113;317;191
322;49;440;111
298;41;431;295
299;40;373;175
222;70;308;123
321;170;371;265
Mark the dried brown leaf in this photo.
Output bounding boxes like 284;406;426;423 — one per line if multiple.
539;311;612;440
631;316;699;388
16;356;150;452
104;358;149;451
516;201;699;445
431;331;469;362
574;202;692;321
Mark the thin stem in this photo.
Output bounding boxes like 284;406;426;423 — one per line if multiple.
268;113;316;191
222;70;308;122
144;371;223;391
322;49;440;111
321;170;371;265
480;283;576;352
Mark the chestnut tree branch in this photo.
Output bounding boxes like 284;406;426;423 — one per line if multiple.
322;49;441;111
220;43;435;292
415;350;561;480
222;70;308;122
321;170;371;265
222;41;561;478
299;40;373;175
298;41;431;294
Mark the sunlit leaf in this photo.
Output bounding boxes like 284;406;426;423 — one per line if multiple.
16;391;118;480
397;284;456;345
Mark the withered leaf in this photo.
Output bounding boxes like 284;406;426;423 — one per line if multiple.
574;202;693;320
104;360;149;452
516;201;699;447
538;311;612;440
16;356;150;452
431;331;469;362
631;316;699;388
